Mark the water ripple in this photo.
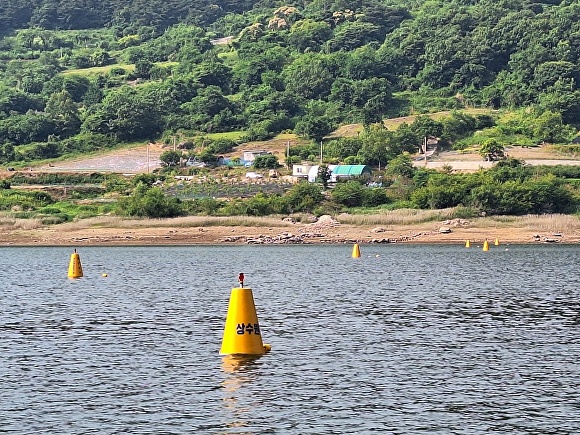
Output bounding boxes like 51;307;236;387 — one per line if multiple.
0;245;579;433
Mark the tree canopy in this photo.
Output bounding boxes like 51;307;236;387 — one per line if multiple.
1;0;580;165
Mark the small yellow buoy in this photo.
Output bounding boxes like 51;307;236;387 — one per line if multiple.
352;243;361;258
67;249;83;278
483;239;490;251
465;240;470;248
494;238;499;246
220;274;268;356
102;273;108;277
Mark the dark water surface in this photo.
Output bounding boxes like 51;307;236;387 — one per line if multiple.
1;244;579;434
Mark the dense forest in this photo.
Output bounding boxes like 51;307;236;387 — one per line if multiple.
0;1;579;218
1;0;580;162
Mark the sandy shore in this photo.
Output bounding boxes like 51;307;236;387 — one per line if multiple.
2;215;578;246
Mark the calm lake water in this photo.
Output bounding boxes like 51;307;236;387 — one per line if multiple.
1;244;579;434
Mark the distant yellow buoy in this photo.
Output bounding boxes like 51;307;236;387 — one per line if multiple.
465;240;470;248
352;243;361;258
494;238;499;246
102;273;108;277
483;239;490;251
67;249;83;278
220;274;270;356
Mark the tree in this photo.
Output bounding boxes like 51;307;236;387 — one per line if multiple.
532;110;575;143
331;180;365;207
134;60;154;79
253;154;279;169
479;139;505;161
294;115;333;143
285;181;324;212
410;115;444;140
81;86;164;141
317;164;332;189
288;19;332;52
117;184;183;218
327;21;381;52
283;53;334;101
44;90;81;137
386;154;416;178
160;150;182;167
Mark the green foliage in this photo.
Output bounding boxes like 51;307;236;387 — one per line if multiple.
294;116;333;143
362;187;390;207
317;164;332;189
206;138;236;154
160;150;182;167
253;154;279;169
1;0;578;166
532;111;575;143
183;197;224;215
407;164;578;215
331;180;390;208
386;154;416;178
1;0;580;222
479;139;505;161
0;189;54;210
8;171;107;185
330;181;362;207
284;181;324;213
469;176;575;215
116;185;184;218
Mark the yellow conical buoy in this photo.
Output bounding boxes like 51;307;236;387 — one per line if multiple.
494;238;499;246
220;274;270;356
465;240;470;248
68;249;83;278
352;243;361;258
483;239;489;251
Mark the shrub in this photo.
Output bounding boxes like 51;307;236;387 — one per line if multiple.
331;181;365;207
116;186;184;218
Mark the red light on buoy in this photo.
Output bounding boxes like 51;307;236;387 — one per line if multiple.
238;273;245;287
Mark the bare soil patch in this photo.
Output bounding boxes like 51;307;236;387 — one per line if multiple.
33;143;166;174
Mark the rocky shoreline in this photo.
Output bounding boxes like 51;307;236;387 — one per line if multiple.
1;215;577;246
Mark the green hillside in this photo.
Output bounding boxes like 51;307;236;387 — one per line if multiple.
1;0;580;165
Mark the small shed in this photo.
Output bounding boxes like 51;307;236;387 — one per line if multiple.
292;164;312;179
306;164;372;183
331;165;372;181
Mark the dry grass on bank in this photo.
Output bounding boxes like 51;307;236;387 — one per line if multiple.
336;209;579;233
2;209;578;237
472;214;580;233
336;208;459;226
0;216;44;231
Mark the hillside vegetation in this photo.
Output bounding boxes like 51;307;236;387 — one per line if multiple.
0;1;579;221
